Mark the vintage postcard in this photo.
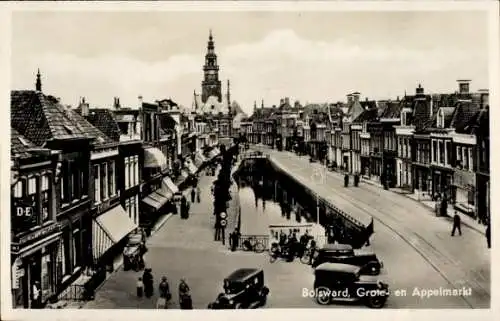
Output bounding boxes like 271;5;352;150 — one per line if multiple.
0;1;498;321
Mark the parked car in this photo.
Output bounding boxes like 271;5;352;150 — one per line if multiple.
313;263;389;308
311;243;383;275
123;229;147;271
207;268;270;309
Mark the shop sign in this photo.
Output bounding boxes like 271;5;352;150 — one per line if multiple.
11;258;24;289
18;223;61;246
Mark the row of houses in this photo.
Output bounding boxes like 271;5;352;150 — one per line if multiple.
240;80;490;225
10;72;234;308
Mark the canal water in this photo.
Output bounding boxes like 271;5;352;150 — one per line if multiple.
233;157;372;248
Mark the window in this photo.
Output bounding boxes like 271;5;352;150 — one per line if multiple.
56;241;66;283
134;196;139;225
133;156;139;186
446;141;452;166
41;175;50;223
464;148;469;170
125;158;130;189
108;161;115;196
13;180;23;198
438;141;444;164
100;164;107;201
468;147;473;171
124;198;131;220
93;165;100;203
456;146;462;167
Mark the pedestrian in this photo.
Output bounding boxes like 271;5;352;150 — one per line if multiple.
486;222;491;249
451;212;462;236
308;239;317;265
31;281;41;309
196;186;201;203
142;268;154;298
344;174;349;187
230;229;240;251
191;187;196;203
159;276;171;302
136;277;144;298
179;279;192;309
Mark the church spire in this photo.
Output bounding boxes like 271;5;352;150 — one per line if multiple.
35;68;42;92
202;29;222;103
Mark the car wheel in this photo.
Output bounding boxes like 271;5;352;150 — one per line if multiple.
366;296;387;309
234;303;244;309
315;287;331;305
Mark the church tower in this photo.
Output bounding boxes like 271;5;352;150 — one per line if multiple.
201;30;222;103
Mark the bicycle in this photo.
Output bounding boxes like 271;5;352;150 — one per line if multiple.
242;236;266;253
300;246;319;265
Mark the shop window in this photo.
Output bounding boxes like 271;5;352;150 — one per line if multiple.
72;229;81;270
56;240;67;284
467;189;475;205
41;250;52;298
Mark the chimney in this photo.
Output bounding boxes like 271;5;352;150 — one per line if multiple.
113;97;121;109
416;84;424;95
138;95;143;109
478;89;489;109
285;97;290;105
457;79;471;94
352;92;360;103
79;97;89;117
273;105;277;109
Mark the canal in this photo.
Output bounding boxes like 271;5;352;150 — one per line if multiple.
233;157;373;249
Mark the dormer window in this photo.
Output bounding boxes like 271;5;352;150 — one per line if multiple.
438;109;445;128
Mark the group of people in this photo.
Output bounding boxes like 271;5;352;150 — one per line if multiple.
272;230;316;262
344;173;360;188
136;269;192;309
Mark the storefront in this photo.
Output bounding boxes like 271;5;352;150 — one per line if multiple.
452;169;476;216
11;223;62;308
92;203;137;267
360;155;370;177
141;177;176;228
431;167;453;199
413;165;432;197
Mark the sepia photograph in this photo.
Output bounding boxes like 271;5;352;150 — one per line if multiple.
1;1;498;320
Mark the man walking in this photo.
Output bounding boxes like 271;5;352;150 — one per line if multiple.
451;212;462;236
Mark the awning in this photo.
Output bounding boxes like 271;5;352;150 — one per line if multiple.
185;159;198;175
208;148;220;159
93;206;137;261
144;147;167;169
163;176;179;194
194;152;206;167
142;190;171;210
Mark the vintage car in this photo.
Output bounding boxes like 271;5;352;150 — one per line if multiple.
123;230;147;271
311;243;383;275
207;268;270;309
313;263;389;308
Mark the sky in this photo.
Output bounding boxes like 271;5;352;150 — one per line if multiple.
11;10;489;116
